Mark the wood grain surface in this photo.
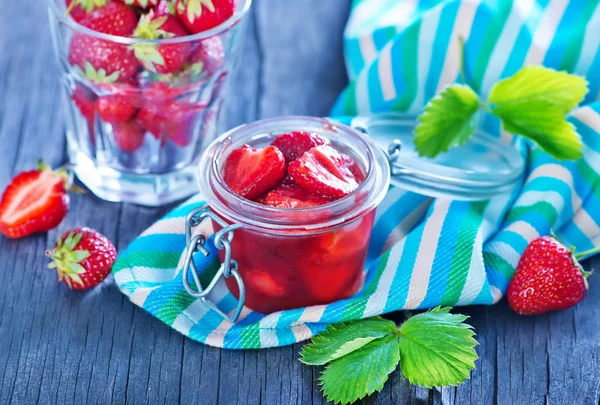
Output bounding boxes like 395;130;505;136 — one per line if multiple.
0;0;599;404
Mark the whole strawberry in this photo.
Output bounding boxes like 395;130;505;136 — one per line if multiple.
68;3;139;82
0;163;79;239
507;236;592;315
175;0;234;34
66;0;108;23
46;228;117;290
133;11;192;74
117;0;159;8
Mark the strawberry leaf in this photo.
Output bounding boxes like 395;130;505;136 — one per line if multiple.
414;84;480;158
488;66;588;161
398;307;478;388
488;65;588;114
319;335;400;405
300;317;397;366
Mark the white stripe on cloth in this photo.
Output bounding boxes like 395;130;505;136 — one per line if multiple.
404;199;452;309
574;3;600;75
408;4;442;113
503;221;541;244
357;68;372;114
485;240;521;268
523;0;569;65
479;0;536;98
378;45;396;101
377;0;418;29
259;312;282;347
435;0;481;94
172;281;230;336
382;199;431;253
129;286;159;306
358;35;378;68
114;266;178;285
363;237;407;317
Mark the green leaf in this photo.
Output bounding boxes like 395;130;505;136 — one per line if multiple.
414;84;480;158
488;65;588;114
398;307;478;388
320;334;400;405
72;250;91;262
492;101;583;160
300;317;397;366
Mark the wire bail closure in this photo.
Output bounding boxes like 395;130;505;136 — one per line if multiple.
181;204;245;323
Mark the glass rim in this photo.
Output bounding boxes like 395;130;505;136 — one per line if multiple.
197;116;391;234
47;0;253;45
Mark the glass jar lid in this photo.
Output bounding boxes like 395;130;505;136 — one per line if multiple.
351;113;524;201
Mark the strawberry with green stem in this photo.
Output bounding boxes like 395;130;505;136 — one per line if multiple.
65;0;108;23
507;235;595;315
117;0;159;8
175;0;234;34
133;11;192;74
68;3;139;82
46;228;117;290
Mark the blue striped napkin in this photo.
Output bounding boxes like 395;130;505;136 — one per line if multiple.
113;0;600;349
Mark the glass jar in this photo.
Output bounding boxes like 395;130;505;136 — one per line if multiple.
183;113;523;319
194;116;391;314
47;0;252;206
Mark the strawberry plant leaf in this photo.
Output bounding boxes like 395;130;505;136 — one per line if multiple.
398;307;478;388
319;334;400;405
300;317;397;366
488;65;588;114
491;101;583;161
414;84;480;158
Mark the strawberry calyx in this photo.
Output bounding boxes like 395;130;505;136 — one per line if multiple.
45;232;90;289
78;62;121;84
178;0;216;23
132;12;174;71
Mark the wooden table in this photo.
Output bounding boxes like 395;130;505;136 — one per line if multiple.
1;1;599;404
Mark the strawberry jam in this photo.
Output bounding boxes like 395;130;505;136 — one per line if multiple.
197;117;390;314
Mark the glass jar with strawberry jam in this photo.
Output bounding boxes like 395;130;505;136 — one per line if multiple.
189;116;390;317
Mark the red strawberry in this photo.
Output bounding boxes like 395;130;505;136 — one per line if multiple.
137;82;186;139
117;0;159;8
66;0;108;23
271;131;329;162
72;86;96;125
79;1;138;36
46;228;117;290
69;37;139;82
68;3;138;82
189;36;224;77
133;11;192;74
175;0;234;34
507;236;593;315
0;163;77;239
223;145;286;200
163;102;205;147
263;183;333;209
96;85;141;123
288;145;359;199
113;120;146;152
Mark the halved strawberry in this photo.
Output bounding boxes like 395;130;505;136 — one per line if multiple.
263;182;333;209
288;145;359;198
175;0;234;34
0;163;78;239
223;145;286;200
271;131;329;162
113;120;146;152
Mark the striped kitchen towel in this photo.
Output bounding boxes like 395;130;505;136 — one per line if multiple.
113;0;600;349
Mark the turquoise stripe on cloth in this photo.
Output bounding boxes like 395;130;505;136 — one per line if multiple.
113;0;600;348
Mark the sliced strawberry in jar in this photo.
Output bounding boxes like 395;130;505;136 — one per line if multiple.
263;183;333;208
223;145;286;200
271;131;329;162
245;271;287;298
288;145;359;198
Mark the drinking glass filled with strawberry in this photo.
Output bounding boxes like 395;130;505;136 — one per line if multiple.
48;0;251;206
191;117;391;314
